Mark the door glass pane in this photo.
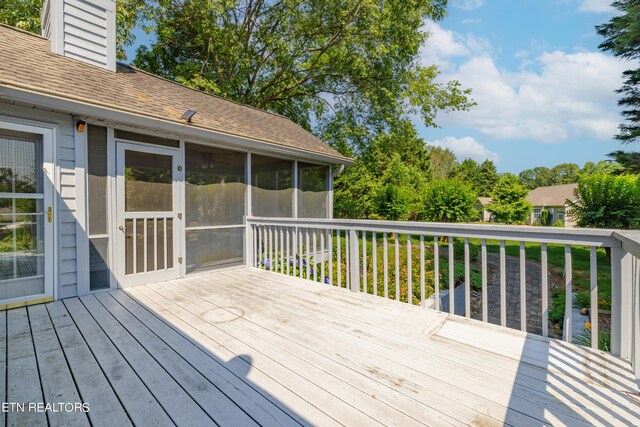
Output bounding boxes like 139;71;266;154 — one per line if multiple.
125;150;173;212
0;131;45;300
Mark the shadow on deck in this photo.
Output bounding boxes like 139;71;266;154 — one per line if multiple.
1;266;638;426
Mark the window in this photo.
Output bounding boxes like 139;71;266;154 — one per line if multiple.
533;207;542;219
298;163;329;218
87;125;110;290
185;143;245;274
558;210;565;221
251;155;293;217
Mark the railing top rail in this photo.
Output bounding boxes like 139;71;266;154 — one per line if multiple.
246;216;623;247
613;230;640;259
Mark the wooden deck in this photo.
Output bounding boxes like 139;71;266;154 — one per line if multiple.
1;267;639;426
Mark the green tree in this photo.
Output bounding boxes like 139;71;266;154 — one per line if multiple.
475;160;499;197
333;160;378;219
374;185;412;221
450;158;479;183
607;151;640;174
134;0;474;147
426;146;458;180
568;174;640;229
597;0;640;144
551;163;580;184
372;154;425;220
518;166;555;189
420;179;477;223
488;174;532;224
0;0;145;60
580;160;623;176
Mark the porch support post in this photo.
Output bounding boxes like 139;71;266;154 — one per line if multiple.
349;228;360;292
611;244;628;358
244;153;253;267
74;116;90;296
293;160;299;218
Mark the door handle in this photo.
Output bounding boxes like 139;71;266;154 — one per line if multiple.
119;225;126;232
47;207;52;223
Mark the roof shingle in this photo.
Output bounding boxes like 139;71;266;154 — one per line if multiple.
0;24;349;163
526;183;578;206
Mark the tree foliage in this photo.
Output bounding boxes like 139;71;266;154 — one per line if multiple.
488;174;532;224
597;0;640;144
0;0;145;60
134;0;474;147
420;179;477;223
568;174;640;229
518;163;580;189
607;150;640;174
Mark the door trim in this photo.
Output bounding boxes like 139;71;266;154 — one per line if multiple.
114;141;183;288
0;118;56;305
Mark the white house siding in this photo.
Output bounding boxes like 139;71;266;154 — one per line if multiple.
0;100;78;298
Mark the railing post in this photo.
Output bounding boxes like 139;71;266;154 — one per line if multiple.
610;244;632;358
244;217;253;267
349;228;360;292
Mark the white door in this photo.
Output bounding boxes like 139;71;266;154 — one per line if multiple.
115;142;182;287
0;124;54;304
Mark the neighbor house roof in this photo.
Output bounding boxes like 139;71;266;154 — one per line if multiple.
0;25;350;163
526;183;578;207
477;197;492;206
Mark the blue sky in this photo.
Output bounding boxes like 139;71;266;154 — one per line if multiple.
125;0;628;173
418;0;629;172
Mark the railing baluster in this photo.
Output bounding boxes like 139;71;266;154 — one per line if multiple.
328;230;333;285
590;246;598;349
420;235;425;307
520;241;527;332
257;225;262;267
313;229;317;282
337;230;341;287
372;232;377;296
565;245;573;342
346;230;350;289
132;219;137;274
269;227;274;272
481;239;488;322
286;228;290;276
500;240;506;327
395;234;400;301
274;226;279;272
383;232;389;298
434;236;440;311
448;236;454;315
362;231;367;293
407;234;412;304
306;228;311;280
320;230;325;284
280;227;285;273
349;229;360;292
464;237;470;318
541;243;548;337
292;227;297;277
298;227;303;278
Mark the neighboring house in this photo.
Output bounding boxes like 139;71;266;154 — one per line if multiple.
476;197;492;222
0;0;351;308
525;183;578;227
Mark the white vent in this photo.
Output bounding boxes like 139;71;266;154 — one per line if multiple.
41;0;116;71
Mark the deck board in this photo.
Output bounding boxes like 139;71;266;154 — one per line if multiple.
0;267;638;426
27;304;89;427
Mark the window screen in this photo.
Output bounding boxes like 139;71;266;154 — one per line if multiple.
251;155;293;217
298;163;328;218
87;125;110;290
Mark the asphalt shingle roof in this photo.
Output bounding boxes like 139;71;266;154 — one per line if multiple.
0;24;350;163
526;183;578;206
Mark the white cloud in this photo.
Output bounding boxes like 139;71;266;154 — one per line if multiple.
452;0;486;11
461;18;482;25
578;0;616;14
422;21;627;144
428;136;500;162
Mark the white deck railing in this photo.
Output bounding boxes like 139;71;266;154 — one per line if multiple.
244;217;640;380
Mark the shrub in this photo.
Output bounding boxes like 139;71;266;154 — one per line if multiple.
549;291;565;324
552;219;564;227
453;238;480;263
420;179;477;223
540;209;550;226
487;174;533;224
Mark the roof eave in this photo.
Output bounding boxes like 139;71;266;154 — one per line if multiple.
0;84;354;166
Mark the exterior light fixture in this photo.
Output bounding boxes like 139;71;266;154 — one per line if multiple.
181;109;197;122
75;120;86;132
